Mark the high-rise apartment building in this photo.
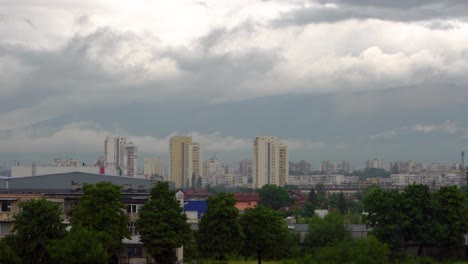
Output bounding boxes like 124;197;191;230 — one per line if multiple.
252;136;288;188
279;143;289;186
104;136;138;177
144;157;164;178
169;136;202;189
320;160;352;174
365;159;386;170
204;157;225;186
238;159;252;178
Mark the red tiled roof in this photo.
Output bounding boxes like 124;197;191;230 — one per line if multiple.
234;193;260;202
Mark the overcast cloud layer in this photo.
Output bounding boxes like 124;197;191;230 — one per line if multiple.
0;0;467;167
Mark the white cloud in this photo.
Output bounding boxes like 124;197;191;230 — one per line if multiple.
0;121;346;155
1;1;468;131
369;130;399;140
370;120;467;140
412;120;460;135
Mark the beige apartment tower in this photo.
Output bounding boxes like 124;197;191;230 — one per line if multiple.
279;143;289;186
252;136;289;188
170;136;203;189
144;157;164;178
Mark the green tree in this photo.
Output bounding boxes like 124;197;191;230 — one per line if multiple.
48;226;108;264
315;183;327;209
364;187;406;252
137;182;191;263
0;237;21;264
12;199;65;264
257;184;292;210
401;184;440;256
196;175;203;189
349;235;390;264
337;192;347;215
197;193;244;261
303;212;349;252
69;182;129;259
191;172;196;190
435;186;468;256
240;205;290;264
302;189;316;218
313;236;390;264
150;173;162;180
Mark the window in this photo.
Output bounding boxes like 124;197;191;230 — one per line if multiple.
1;202;11;212
0;222;11;234
128;222;138;236
126;204;140;214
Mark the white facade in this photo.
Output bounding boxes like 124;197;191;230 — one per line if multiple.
365;159;386;170
104;136;138;177
253;136;288;188
11;166;118;177
288;174;344;186
321;160;352;174
203;158;225;186
143;157;164;178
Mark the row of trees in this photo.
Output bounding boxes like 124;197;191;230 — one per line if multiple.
364;184;468;258
196;193;293;264
1;180;466;263
0;182;128;264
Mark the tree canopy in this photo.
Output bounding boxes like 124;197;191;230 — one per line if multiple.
11;199;65;264
197;192;244;261
137;182;191;263
364;184;468;257
69;181;129;259
240;205;290;264
435;186;468;256
303;211;350;251
257;184;293;210
48;226;108;264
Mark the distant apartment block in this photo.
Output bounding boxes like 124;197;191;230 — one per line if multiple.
290;160;312;174
143;157;164;178
321;160;352;174
203;157;225;186
169;136;202;189
238;159;252;178
252;136;289;188
288;174;345;186
104;136;138;177
389;160;458;174
365;159;386;170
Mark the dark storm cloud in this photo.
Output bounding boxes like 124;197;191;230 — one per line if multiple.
0;25;283;129
273;0;468;26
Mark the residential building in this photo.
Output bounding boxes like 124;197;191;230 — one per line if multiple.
365;159;386;170
169;136;202;189
143;157;164;178
321;160;352;174
238;159;252;178
0;172;178;263
290;160;312;174
203;157;225;186
104;136;138;177
233;193;259;212
279;143;289;186
389;160;417;174
252;136;288;188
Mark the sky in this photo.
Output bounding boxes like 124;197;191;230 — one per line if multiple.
1;0;468;168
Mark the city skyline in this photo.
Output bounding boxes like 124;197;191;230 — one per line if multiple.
0;1;467;167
